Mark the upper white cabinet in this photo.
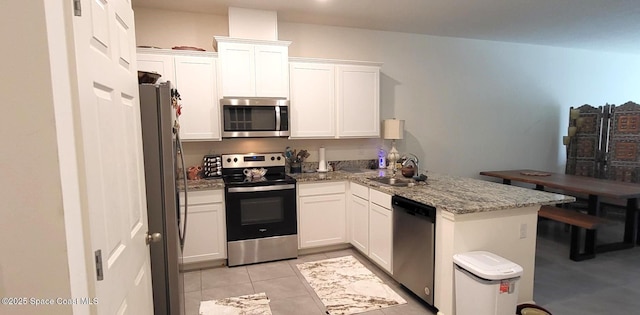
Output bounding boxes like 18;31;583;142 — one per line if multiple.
289;58;381;139
137;53;175;83
337;65;380;137
137;49;221;141
215;36;290;98
174;56;221;140
289;62;335;138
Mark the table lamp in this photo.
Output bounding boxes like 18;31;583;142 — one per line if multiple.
383;119;404;171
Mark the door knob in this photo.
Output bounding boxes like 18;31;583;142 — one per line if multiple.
145;232;162;245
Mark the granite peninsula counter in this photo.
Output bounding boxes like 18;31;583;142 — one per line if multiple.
291;170;574;214
292;169;574;315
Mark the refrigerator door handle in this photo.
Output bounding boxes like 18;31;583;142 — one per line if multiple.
176;128;188;252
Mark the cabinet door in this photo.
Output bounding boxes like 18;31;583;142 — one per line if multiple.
181;202;226;263
289;62;335;138
350;194;369;254
137;53;175;84
174;55;221;141
299;194;346;248
218;42;255;97
369;202;392;273
255;45;289;97
336;65;380;138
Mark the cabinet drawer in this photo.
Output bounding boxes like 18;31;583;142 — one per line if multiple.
298;181;346;197
350;182;369;200
180;189;223;205
369;189;391;209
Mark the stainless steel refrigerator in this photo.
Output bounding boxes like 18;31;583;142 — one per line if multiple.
139;82;188;315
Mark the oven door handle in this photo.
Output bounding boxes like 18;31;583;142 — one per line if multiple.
228;184;295;193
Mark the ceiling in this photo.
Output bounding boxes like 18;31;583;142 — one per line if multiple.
131;0;640;55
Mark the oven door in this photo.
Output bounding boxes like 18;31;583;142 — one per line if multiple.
225;184;297;241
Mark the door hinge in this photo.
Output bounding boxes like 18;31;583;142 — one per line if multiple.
73;0;82;16
95;250;104;281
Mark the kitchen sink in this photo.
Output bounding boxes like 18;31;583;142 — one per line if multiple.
368;176;413;187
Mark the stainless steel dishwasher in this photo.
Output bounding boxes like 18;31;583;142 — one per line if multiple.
392;195;436;306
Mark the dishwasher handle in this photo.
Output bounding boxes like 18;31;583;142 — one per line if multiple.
392;195;436;223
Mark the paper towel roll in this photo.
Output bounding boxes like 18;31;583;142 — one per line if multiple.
318;147;327;171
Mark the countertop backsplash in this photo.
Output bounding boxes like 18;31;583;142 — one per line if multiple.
293;159;377;173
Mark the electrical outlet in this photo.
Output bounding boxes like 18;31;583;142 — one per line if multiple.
520;223;527;239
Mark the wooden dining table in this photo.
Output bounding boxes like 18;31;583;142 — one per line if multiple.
480;169;640;255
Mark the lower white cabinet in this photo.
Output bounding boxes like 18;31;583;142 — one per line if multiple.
180;189;226;263
368;201;392;272
349;184;370;253
349;182;393;273
298;181;347;249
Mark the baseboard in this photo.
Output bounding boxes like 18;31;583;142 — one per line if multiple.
297;243;352;256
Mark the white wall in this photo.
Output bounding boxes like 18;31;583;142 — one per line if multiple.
134;7;640;178
0;1;73;314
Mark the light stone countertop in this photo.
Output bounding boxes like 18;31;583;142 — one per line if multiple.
180;178;224;191
183;169;575;215
292;169;575;215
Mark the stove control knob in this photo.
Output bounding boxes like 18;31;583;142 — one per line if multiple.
226;158;231;163
271;156;275;161
277;156;281;160
233;158;238;162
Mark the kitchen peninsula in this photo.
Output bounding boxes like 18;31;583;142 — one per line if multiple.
290;169;574;315
182;169;573;315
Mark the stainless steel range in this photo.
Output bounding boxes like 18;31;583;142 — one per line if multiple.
222;152;298;266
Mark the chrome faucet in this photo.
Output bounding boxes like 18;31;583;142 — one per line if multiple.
401;153;419;176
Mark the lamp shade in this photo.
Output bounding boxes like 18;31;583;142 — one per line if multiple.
383;119;404;140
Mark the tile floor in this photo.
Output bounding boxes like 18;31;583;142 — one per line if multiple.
534;215;640;315
184;212;640;315
183;248;436;315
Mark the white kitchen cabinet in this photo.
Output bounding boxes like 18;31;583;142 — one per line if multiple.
336;65;380;137
369;199;392;273
288;58;381;139
349;182;370;253
289;62;336;138
298;181;347;249
173;55;221;140
348;182;393;274
179;190;226;263
215;36;290;98
137;53;175;83
137;49;221;141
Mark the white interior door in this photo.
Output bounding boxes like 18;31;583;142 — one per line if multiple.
72;0;153;314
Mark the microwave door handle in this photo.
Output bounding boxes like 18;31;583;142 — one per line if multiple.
275;106;281;131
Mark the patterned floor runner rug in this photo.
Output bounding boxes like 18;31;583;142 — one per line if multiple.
199;292;272;315
297;255;407;315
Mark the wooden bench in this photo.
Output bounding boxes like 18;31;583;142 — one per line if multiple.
538;205;610;261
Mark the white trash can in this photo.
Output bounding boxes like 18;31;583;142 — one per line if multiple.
453;251;523;315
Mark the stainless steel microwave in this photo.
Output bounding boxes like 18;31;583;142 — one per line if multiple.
221;98;290;138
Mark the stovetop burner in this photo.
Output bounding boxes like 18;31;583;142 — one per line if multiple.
221;153;296;187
